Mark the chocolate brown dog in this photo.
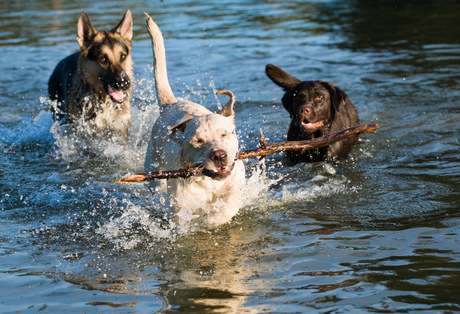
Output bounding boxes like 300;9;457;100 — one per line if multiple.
48;9;133;138
266;64;359;163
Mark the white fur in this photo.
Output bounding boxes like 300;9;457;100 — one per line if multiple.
144;14;245;227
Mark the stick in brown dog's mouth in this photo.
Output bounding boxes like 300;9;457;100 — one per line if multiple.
300;120;323;131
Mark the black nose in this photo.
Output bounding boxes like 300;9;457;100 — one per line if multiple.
210;149;228;167
113;72;131;90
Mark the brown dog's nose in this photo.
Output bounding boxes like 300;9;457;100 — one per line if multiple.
210;149;228;167
299;106;312;115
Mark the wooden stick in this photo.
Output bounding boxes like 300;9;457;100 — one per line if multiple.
116;164;204;184
237;124;380;159
116;124;379;184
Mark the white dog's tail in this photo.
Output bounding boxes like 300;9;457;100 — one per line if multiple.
145;13;177;106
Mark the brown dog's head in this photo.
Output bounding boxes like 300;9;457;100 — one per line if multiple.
76;9;133;103
265;64;350;134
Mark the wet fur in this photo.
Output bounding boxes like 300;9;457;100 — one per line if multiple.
48;9;133;138
266;64;359;163
144;14;245;227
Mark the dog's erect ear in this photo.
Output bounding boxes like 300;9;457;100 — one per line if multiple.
320;81;349;114
77;11;97;49
265;64;302;92
170;114;194;133
112;9;133;41
216;90;235;117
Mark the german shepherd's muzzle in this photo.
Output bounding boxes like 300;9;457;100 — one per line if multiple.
48;9;133;138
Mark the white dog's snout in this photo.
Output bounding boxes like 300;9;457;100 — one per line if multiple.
210;149;228;167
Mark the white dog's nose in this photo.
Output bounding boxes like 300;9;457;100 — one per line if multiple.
210;149;228;167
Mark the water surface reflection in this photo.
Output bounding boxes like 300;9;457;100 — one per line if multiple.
0;0;459;312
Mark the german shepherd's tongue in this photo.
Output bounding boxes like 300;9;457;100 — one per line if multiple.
107;85;125;103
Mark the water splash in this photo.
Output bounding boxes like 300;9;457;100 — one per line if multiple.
95;161;284;249
95;198;174;250
4;74;350;249
0;109;54;148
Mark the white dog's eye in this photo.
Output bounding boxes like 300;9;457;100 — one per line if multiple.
193;138;204;145
221;130;235;138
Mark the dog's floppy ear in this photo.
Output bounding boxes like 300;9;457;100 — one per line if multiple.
281;93;295;118
216;90;235;117
113;9;133;41
170;114;194;133
320;81;349;114
265;64;302;92
77;11;97;49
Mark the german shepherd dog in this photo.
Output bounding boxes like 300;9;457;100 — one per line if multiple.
48;9;133;139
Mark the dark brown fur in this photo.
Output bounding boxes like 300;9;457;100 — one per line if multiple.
266;64;359;163
48;9;133;138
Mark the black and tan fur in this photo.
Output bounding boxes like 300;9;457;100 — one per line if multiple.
48;9;133;138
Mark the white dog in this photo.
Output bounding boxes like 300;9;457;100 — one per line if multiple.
144;14;245;227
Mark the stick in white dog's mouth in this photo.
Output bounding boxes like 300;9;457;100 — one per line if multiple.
202;162;235;179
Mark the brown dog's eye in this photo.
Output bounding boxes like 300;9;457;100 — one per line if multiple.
98;56;107;64
120;53;126;61
314;95;324;102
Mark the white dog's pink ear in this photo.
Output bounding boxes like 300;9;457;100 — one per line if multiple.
216;90;235;117
170;114;194;133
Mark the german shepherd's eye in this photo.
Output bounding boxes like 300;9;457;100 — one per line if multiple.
120;52;127;61
98;56;107;64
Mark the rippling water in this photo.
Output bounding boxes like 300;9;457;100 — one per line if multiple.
1;0;459;312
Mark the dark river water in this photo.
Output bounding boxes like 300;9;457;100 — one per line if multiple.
1;0;459;312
